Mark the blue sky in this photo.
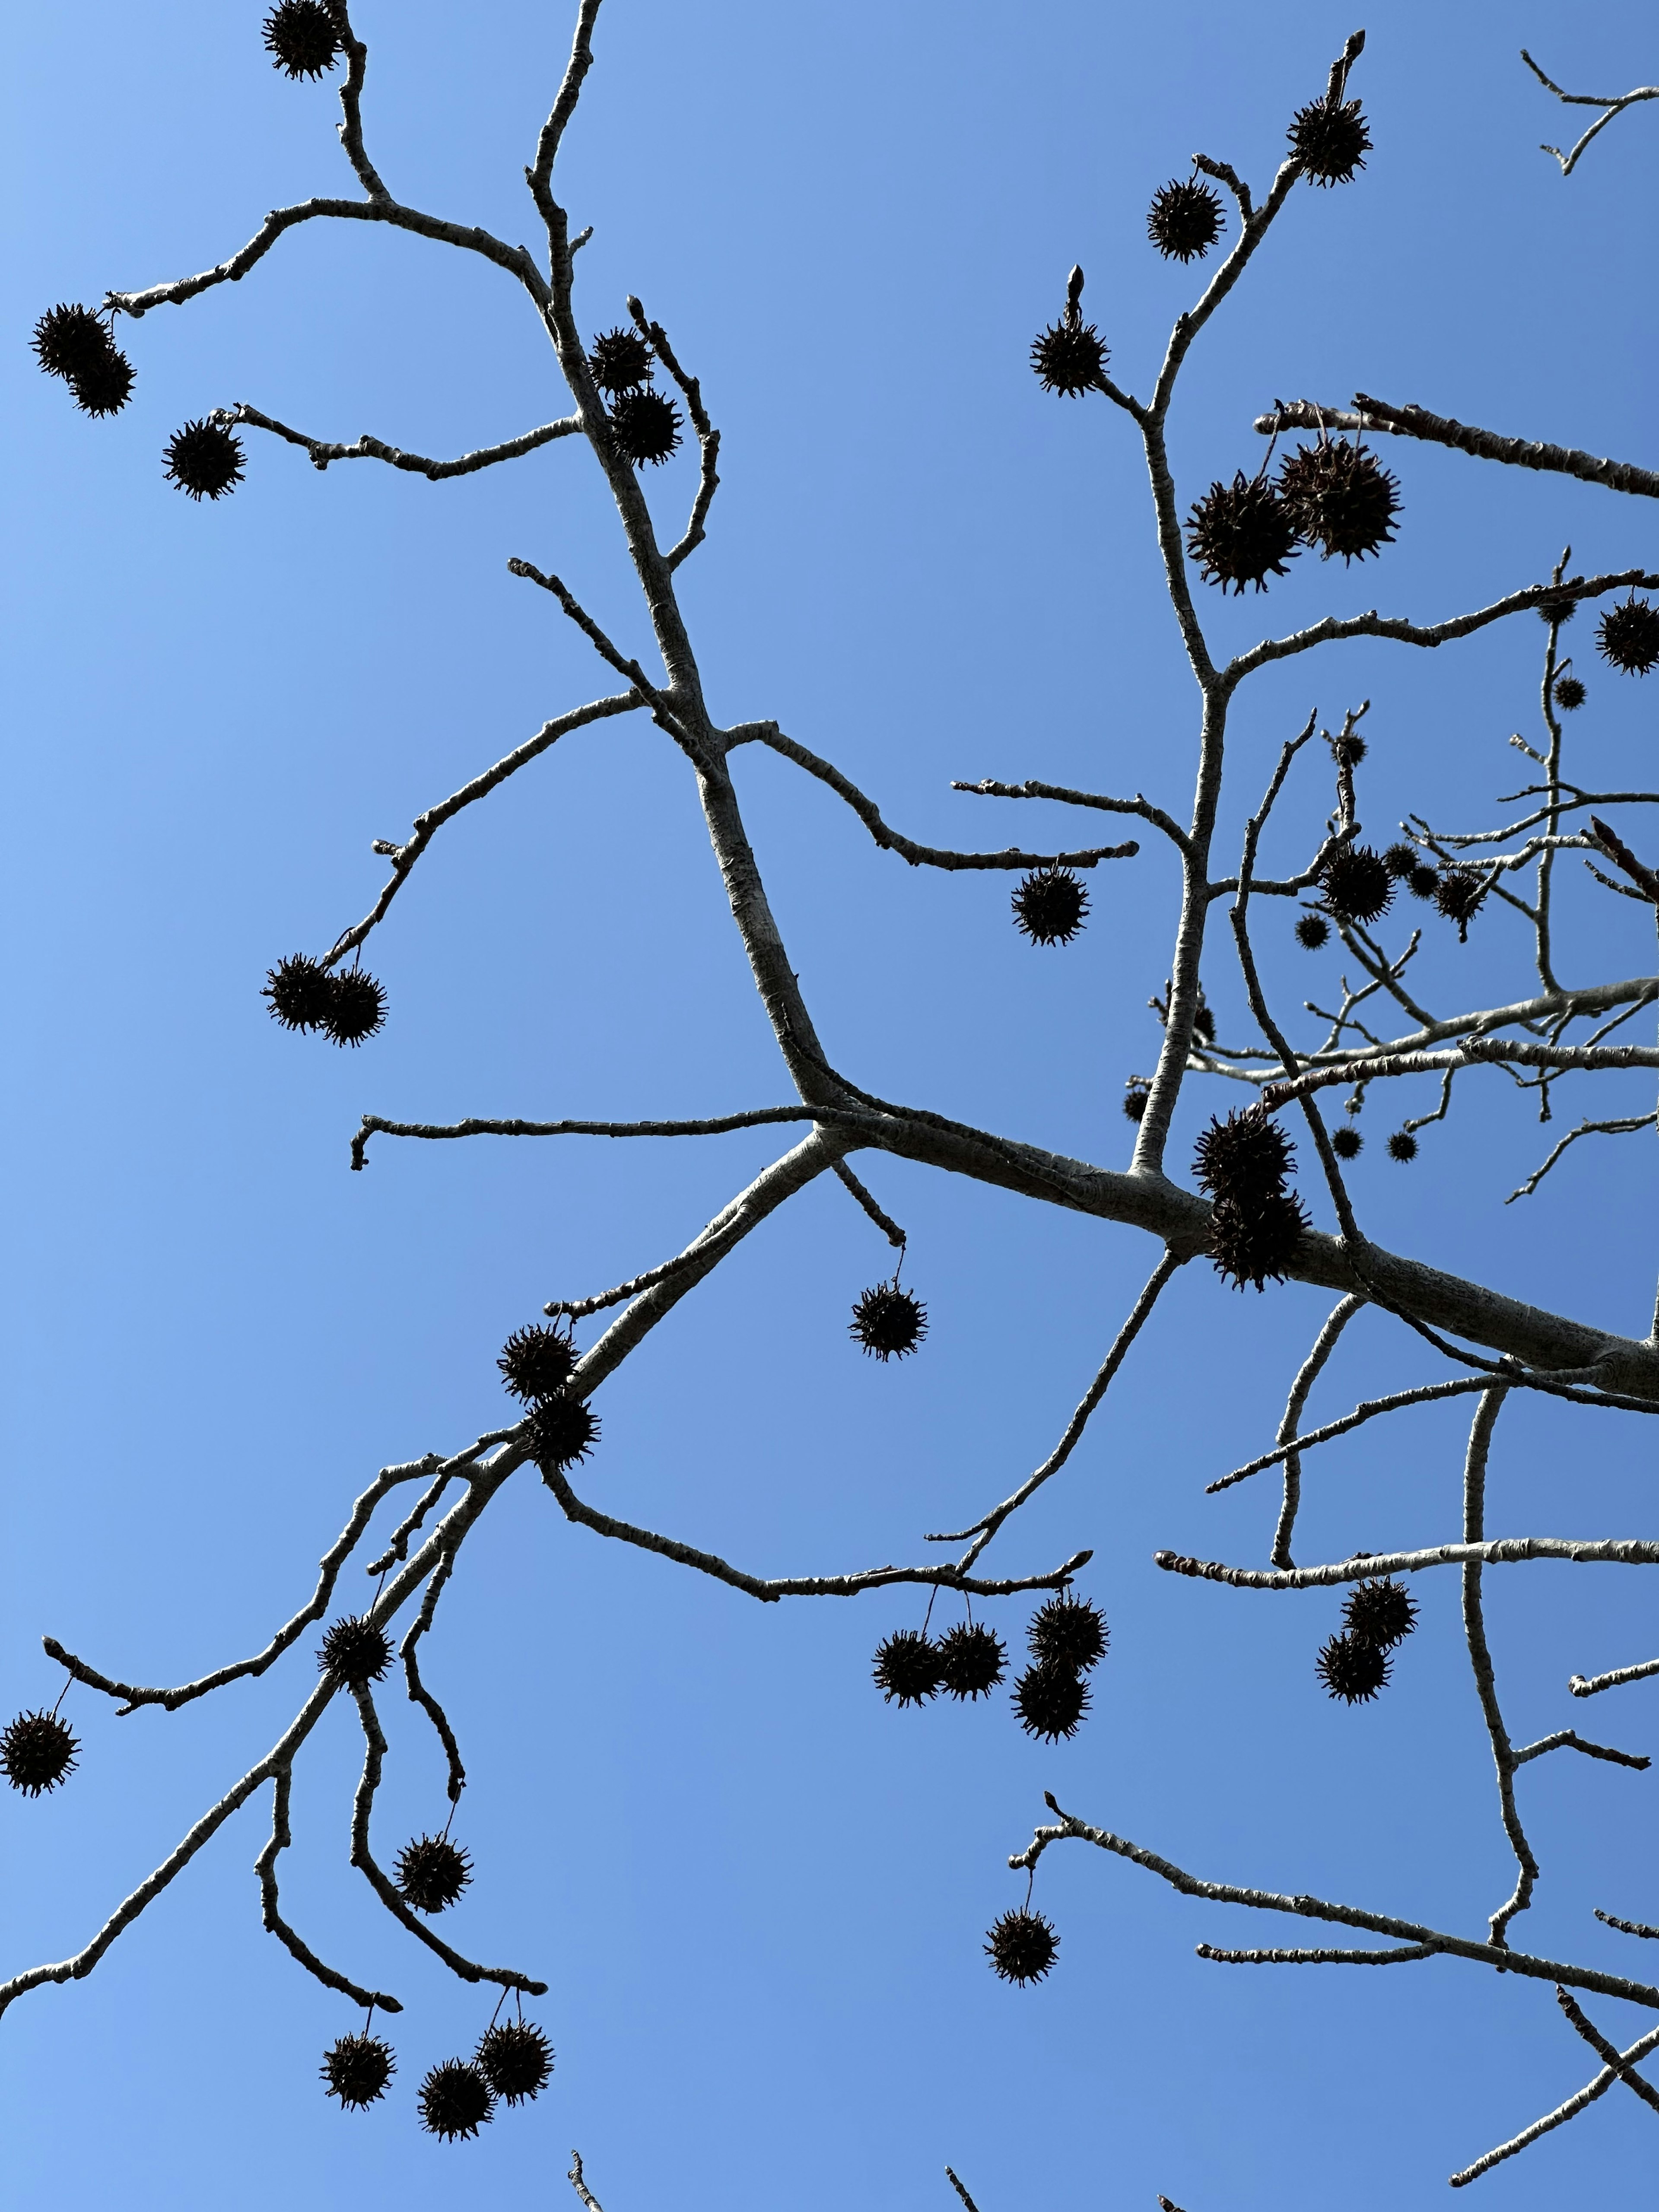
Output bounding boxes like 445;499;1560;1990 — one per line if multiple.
3;3;1656;2206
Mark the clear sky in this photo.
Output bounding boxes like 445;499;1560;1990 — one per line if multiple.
3;3;1655;2207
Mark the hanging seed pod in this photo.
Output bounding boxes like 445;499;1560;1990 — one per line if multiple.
1382;842;1419;880
1387;1130;1418;1162
586;327;654;394
1331;1125;1363;1160
0;1710;79;1796
1027;1592;1108;1673
163;418;246;501
1319;845;1394;927
1295;913;1331;950
69;347;135;417
394;1834;474;1916
320;2031;395;2110
317;1615;392;1688
528;1393;600;1475
1146;176;1224;261
1192;1104;1295;1201
1185;472;1299;594
263;0;343;79
1287;96;1372;185
1433;867;1486;941
32;303;116;382
985;1907;1058;1984
1342;1576;1418;1649
1406;863;1440;903
1029;288;1110;396
872;1629;941;1708
418;2058;495;2141
1012;1659;1089;1742
321;968;386;1047
1316;1630;1390;1704
263;953;336;1032
608;386;682;467
1552;674;1586;711
1208;1188;1309;1292
497;1322;579;1403
1122;1077;1152;1123
476;2020;553;2105
849;1284;927;1360
1277;440;1399;563
936;1622;1007;1701
1011;865;1090;945
1597;597;1659;677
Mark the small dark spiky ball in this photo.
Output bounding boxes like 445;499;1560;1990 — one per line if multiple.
587;327;654;394
1331;1125;1363;1160
1122;1077;1151;1124
1332;730;1368;769
1;1710;79;1796
70;347;135;417
608;386;682;467
1209;1188;1309;1292
1193;1104;1294;1202
850;1284;927;1360
318;1615;392;1687
1185;472;1299;594
1382;842;1418;880
1537;591;1577;626
1320;845;1394;927
32;303;115;382
872;1629;941;1707
1012;865;1089;945
1597;597;1659;677
418;2058;495;2141
395;1834;474;1915
936;1622;1007;1701
263;953;336;1031
163;418;246;501
528;1393;600;1475
1295;913;1330;950
985;1907;1058;1984
263;1;342;79
1028;1592;1108;1673
1030;318;1109;397
1193;1001;1217;1043
1406;863;1440;902
1387;1129;1418;1163
322;968;387;1047
1013;1659;1090;1742
1316;1630;1390;1704
321;2031;395;2110
1552;674;1586;712
1343;1576;1418;1650
1146;177;1224;261
1434;867;1486;941
1278;440;1399;563
497;1322;579;1403
1287;96;1372;185
476;2020;553;2105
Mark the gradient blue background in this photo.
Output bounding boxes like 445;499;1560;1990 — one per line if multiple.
4;3;1655;2206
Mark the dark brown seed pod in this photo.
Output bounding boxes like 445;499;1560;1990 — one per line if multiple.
1146;176;1224;261
1193;1104;1295;1202
418;2059;495;2141
1406;863;1440;902
1537;591;1577;626
1012;1658;1089;1742
395;1833;474;1916
1030;318;1109;397
586;327;654;394
497;1322;579;1403
1382;842;1419;880
1011;865;1089;945
1295;913;1331;950
872;1628;941;1707
935;1622;1007;1701
1278;440;1399;563
1342;1576;1418;1649
849;1284;927;1360
1332;730;1368;768
608;386;682;467
1320;845;1394;926
263;0;342;79
1;1710;79;1796
1027;1592;1108;1673
1433;867;1486;941
1185;472;1299;594
1287;95;1371;185
1316;1630;1390;1704
320;2031;395;2111
476;2020;553;2105
1552;674;1586;712
32;302;116;382
163;418;246;501
528;1393;600;1475
1193;1000;1216;1043
318;1615;392;1688
1331;1125;1363;1160
1208;1187;1310;1293
1122;1077;1151;1123
1387;1129;1418;1163
985;1907;1058;1984
70;347;135;417
263;953;336;1032
321;968;387;1048
1597;597;1659;677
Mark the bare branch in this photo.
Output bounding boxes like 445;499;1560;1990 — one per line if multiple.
1554;1987;1659;2115
569;2151;607;2212
256;1768;402;2012
228;401;581;479
950;776;1191;858
1157;1537;1659;1590
1271;1294;1365;1567
1597;1910;1659;1942
1520;50;1659;178
1449;2021;1659;2185
833;1159;908;1250
1570;1655;1659;1700
1207;1376;1490;1494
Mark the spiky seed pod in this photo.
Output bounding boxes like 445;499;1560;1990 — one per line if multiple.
1028;1592;1108;1672
163;418;245;501
1029;317;1109;397
985;1907;1058;1984
69;346;135;417
872;1629;941;1707
608;386;682;467
321;968;386;1047
1287;95;1372;185
1387;1129;1418;1163
1597;597;1659;677
1330;1125;1363;1161
1320;845;1394;927
1342;1576;1418;1650
1552;674;1586;711
1316;1630;1390;1704
1185;471;1299;594
1382;842;1419;880
263;953;335;1031
263;0;342;79
1278;440;1400;563
1406;863;1440;902
1012;1658;1090;1742
395;1834;474;1915
1011;865;1089;945
935;1622;1007;1701
32;303;116;382
528;1392;600;1475
1193;1001;1217;1043
849;1284;928;1360
1332;730;1368;768
1295;913;1331;950
318;1615;392;1688
1537;591;1577;626
320;2031;395;2111
1122;1077;1151;1123
586;327;654;394
1192;1104;1295;1201
476;2020;553;2105
418;2059;495;2142
1209;1187;1309;1292
1434;867;1486;941
497;1322;579;1403
1;1710;79;1796
1146;176;1224;261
